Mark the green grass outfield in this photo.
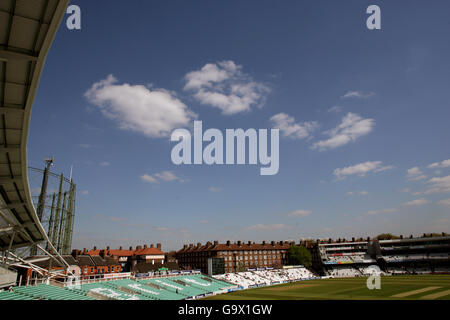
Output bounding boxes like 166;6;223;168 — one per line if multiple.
205;275;450;300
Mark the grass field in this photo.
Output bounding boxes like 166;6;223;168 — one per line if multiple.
205;275;450;300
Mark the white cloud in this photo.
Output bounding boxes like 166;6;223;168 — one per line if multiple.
287;210;312;217
427;159;450;169
184;61;270;115
424;175;450;194
366;208;398;215
270;113;318;139
333;161;393;180
346;191;368;196
402;198;429;206
312;113;375;151
184;61;238;90
437;198;450;207
428;162;440;169
99;161;110;167
328;106;342;113
406;167;427;181
154;171;179;182
141;171;184;184
141;174;159;184
81;190;89;195
443;160;450;167
209;187;223;193
85;74;196;138
341;91;375;99
79;144;91;148
245;224;287;231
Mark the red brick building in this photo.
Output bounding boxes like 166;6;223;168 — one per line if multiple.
71;253;122;277
74;243;166;272
176;240;291;274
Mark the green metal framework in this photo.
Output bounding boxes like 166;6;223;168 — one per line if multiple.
29;167;76;255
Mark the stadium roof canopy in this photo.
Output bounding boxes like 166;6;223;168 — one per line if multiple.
0;0;68;251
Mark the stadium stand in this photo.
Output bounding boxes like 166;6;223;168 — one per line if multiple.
62;273;234;300
0;272;234;300
12;283;94;300
311;235;450;277
214;266;316;289
0;290;31;300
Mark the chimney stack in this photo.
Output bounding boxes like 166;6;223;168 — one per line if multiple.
237;240;241;246
157;243;161;250
71;249;80;259
93;246;97;251
226;240;231;246
271;241;275;246
107;246;110;250
262;241;266;245
214;240;218;246
150;244;154;248
129;246;133;251
119;246;123;250
144;244;148;249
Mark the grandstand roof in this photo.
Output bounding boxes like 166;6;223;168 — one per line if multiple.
379;235;450;244
0;0;69;251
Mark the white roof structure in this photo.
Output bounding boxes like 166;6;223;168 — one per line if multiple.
0;0;69;253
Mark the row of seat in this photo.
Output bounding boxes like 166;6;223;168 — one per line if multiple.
214;268;316;288
1;274;233;300
13;283;94;300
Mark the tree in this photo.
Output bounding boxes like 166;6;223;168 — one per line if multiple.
376;233;400;240
287;246;312;267
236;262;246;272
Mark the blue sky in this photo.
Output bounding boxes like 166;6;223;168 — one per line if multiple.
29;0;450;251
